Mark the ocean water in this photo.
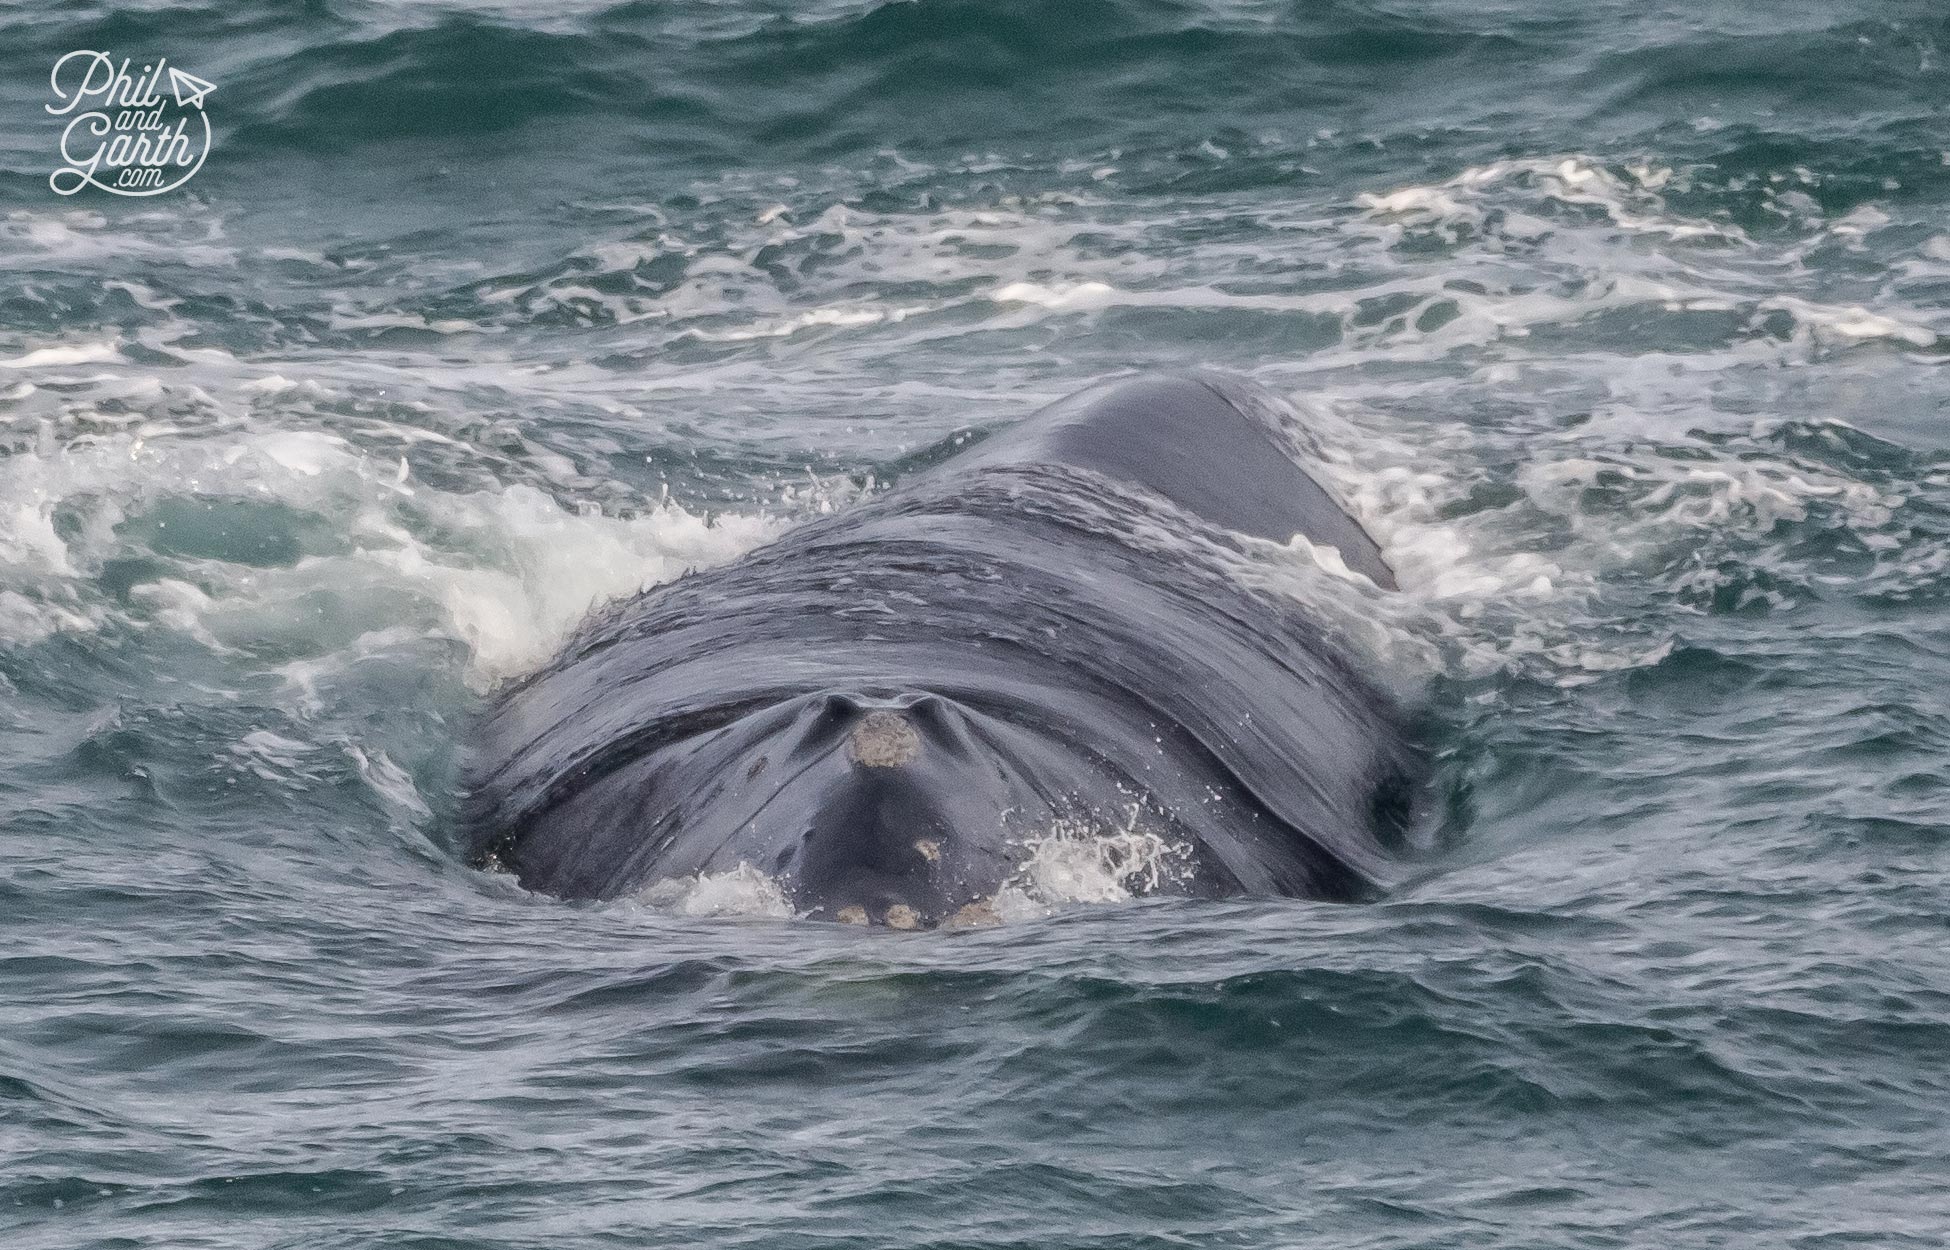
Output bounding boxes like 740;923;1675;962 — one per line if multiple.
4;1;1949;1246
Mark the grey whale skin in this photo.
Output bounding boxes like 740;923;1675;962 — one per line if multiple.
464;373;1420;926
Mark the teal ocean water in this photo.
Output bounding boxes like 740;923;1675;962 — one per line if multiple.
4;2;1950;1245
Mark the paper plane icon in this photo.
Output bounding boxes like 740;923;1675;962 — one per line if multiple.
168;68;216;110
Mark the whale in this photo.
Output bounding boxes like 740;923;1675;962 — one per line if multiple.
463;372;1422;926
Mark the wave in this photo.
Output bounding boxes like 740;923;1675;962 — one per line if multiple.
6;0;1939;175
200;0;1516;157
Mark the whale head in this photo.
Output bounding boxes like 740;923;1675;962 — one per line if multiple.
479;685;1111;927
768;691;1026;927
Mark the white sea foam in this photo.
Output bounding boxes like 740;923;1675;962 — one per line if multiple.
345;743;435;822
0;342;123;369
682;303;919;342
229;729;320;783
1757;296;1937;347
639;864;796;919
991;280;1119;310
374;483;778;682
993;812;1192;921
1361;155;1748;244
421;151;1946;381
0;416;781;685
625;812;1194;927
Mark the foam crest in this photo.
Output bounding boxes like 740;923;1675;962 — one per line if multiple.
625;812;1197;927
0;416;780;687
1360;155;1747;244
362;483;778;683
638;864;796;920
1283;396;1922;689
0;342;124;370
995;811;1192;920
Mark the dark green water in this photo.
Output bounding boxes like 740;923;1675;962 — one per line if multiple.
4;2;1949;1246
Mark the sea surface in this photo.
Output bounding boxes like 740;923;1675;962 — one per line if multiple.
4;2;1949;1246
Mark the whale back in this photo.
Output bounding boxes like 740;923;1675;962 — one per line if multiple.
957;372;1396;588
